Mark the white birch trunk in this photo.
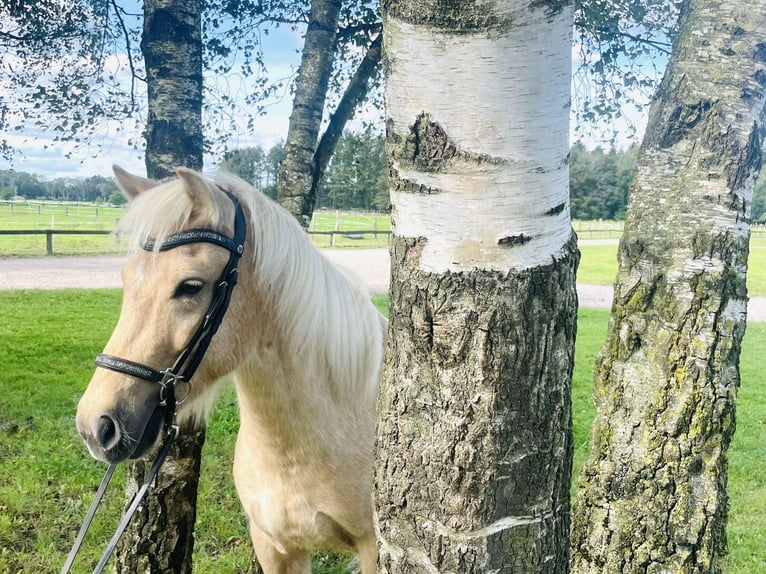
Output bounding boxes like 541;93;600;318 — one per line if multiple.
385;6;572;272
375;1;578;572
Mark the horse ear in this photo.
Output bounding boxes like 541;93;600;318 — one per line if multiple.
176;168;216;215
113;165;158;200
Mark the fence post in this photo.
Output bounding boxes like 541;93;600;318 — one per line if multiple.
46;231;53;255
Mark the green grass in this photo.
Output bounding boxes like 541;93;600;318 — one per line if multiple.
578;233;766;297
309;210;391;249
0;291;764;572
0;201;125;256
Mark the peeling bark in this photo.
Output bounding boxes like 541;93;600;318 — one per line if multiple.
375;1;576;572
570;1;766;572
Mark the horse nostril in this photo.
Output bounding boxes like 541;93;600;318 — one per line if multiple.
97;415;120;451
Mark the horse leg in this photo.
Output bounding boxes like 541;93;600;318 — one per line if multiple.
356;534;378;574
249;523;311;574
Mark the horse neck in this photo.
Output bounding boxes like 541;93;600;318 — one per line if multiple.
233;197;381;407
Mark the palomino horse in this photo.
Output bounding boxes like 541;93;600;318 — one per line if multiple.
76;166;386;573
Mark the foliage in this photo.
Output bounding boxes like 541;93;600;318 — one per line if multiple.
0;0;144;160
754;175;766;223
573;0;683;142
318;128;388;211
2;0;684;163
569;141;638;219
220;129;388;211
4;139;764;223
219;143;284;200
0;169;119;202
2;0;382;162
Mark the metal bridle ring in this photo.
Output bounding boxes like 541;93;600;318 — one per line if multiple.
158;371;182;407
174;379;192;405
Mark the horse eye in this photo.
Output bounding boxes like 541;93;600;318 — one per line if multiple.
174;279;205;298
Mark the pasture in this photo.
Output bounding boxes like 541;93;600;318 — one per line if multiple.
0;201;392;255
1;204;764;297
0;291;763;572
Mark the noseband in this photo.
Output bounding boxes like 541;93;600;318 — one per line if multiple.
62;189;247;574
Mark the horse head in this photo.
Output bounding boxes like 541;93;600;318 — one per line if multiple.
76;166;247;463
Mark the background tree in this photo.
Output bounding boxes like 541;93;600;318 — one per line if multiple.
220;143;284;199
317;129;387;210
113;1;205;573
375;0;578;571
569;142;638;220
570;0;766;571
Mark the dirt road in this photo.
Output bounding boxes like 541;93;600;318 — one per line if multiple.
0;250;763;321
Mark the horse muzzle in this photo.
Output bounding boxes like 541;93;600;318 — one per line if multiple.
76;389;167;463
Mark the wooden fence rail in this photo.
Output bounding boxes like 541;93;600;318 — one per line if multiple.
0;229;111;255
0;229;393;255
2;226;762;255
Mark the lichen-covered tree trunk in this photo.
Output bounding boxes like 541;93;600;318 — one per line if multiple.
570;1;766;572
375;1;577;572
115;1;205;572
277;0;341;228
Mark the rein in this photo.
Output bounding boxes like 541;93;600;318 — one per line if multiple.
61;189;246;574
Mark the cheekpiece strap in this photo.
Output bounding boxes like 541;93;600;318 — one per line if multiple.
95;353;163;384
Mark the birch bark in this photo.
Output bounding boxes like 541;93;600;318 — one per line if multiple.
570;0;766;571
375;1;578;572
115;1;204;572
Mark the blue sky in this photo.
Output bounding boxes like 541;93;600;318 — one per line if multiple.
0;18;652;180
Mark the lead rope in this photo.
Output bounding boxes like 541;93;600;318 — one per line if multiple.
60;381;179;574
60;464;117;574
92;424;178;574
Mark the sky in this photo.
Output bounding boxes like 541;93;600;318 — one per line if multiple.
0;18;654;181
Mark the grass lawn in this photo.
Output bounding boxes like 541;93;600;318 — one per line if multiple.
0;291;763;571
579;232;766;297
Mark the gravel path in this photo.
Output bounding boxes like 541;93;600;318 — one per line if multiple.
0;250;763;321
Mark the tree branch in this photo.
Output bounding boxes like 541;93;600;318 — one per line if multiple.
337;21;382;40
312;31;382;192
110;0;142;111
616;30;672;55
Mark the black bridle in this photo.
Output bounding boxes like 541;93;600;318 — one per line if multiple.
61;189;246;574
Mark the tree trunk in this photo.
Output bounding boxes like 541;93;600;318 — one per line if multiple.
115;428;206;574
142;0;203;180
375;1;577;572
115;1;205;572
570;1;766;572
277;0;342;228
